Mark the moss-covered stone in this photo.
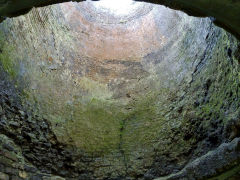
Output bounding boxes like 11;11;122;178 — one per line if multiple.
0;2;239;180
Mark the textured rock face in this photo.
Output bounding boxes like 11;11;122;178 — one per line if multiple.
156;138;240;180
142;0;240;40
0;1;239;180
0;0;239;40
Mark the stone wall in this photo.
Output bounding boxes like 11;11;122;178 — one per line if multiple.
0;2;239;180
0;0;239;40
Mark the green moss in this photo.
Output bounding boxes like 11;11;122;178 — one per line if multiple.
208;164;240;180
0;49;17;78
65;99;126;155
0;32;18;78
121;90;169;154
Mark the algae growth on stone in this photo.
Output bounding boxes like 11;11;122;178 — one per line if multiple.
0;1;239;180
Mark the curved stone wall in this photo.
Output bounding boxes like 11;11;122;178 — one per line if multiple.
0;0;239;40
0;1;239;180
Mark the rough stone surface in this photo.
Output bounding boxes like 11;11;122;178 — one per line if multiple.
156;138;240;180
0;1;239;180
0;0;239;40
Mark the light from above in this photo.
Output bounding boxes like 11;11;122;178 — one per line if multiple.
93;0;136;16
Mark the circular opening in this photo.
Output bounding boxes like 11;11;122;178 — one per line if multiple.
93;0;137;16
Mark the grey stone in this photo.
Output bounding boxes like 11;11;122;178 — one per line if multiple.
156;138;240;180
24;165;38;173
43;176;65;180
0;106;3;114
0;172;9;180
4;167;18;175
18;110;25;116
30;175;42;180
9;121;20;128
11;176;23;180
2;143;14;151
